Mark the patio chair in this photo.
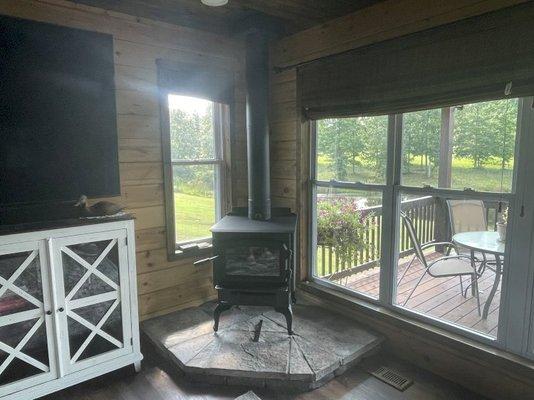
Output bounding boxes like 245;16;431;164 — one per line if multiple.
446;199;496;272
399;212;481;315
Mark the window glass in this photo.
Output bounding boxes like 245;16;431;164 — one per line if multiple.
169;94;216;161
401;99;518;192
314;186;383;298
316;115;388;184
394;192;508;338
168;94;222;245
173;165;216;243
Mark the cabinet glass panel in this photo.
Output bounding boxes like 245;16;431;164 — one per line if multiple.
60;239;124;365
0;250;51;386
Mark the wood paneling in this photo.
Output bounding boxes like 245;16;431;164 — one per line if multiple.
0;0;246;320
73;0;381;36
272;0;529;69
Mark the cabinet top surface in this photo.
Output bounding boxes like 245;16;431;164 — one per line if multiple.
0;214;135;237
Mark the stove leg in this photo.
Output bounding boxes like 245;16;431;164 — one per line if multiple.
213;301;231;332
276;305;293;335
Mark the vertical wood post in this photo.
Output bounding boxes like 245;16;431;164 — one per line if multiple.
438;107;454;188
435;107;454;252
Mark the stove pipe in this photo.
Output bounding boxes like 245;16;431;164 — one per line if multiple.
246;31;271;221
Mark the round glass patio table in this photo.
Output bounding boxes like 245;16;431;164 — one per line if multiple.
452;231;504;319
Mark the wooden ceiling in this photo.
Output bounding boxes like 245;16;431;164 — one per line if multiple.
73;0;383;36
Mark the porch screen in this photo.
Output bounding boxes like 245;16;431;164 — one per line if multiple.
297;3;534;119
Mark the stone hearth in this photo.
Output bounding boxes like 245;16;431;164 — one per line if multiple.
141;301;382;391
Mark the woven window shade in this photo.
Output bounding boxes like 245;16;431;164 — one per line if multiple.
157;59;234;104
297;3;534;120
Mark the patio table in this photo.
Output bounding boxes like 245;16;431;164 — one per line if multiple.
452;231;504;319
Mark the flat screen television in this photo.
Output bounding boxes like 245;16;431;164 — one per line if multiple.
0;15;119;211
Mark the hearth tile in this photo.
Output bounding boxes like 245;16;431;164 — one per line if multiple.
142;306;256;349
167;331;216;367
235;390;262;399
291;335;341;381
264;305;381;364
142;307;211;349
228;315;287;334
187;330;291;380
288;337;314;381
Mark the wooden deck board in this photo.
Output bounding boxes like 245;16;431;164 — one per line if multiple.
323;252;501;337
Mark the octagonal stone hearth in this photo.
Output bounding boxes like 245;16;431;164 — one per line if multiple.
141;302;382;391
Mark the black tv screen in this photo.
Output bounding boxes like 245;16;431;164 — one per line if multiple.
0;15;119;206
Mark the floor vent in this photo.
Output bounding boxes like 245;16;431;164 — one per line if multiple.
369;366;413;391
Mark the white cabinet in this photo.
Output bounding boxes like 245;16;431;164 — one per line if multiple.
0;219;142;400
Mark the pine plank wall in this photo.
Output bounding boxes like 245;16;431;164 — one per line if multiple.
0;0;249;321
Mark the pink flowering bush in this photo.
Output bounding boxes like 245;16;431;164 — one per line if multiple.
317;196;371;264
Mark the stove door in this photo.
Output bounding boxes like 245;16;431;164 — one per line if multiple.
215;240;290;285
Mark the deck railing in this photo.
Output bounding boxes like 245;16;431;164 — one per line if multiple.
316;196;501;280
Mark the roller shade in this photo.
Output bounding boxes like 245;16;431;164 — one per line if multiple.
297;3;534;120
157;59;234;104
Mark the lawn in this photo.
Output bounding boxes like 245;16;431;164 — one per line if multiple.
317;155;513;193
174;192;214;242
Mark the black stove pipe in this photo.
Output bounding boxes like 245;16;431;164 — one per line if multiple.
245;31;271;221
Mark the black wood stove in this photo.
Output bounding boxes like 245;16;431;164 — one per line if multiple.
195;30;297;334
209;208;296;334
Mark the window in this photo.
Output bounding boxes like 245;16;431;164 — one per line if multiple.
163;94;228;255
313;115;389;299
395;99;519;339
310;97;534;357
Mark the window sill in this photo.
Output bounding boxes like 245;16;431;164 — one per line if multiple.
167;243;213;262
298;280;534;380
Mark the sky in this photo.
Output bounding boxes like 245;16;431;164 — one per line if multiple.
168;94;211;116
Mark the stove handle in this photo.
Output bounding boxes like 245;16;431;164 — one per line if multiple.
194;255;219;266
280;244;292;271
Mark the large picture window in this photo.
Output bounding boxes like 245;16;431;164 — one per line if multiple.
163;94;228;255
310;97;534;356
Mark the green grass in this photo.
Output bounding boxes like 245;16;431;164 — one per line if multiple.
317;155;513;193
174;192;214;242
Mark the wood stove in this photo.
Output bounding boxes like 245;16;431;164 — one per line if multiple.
195;31;297;334
206;208;297;334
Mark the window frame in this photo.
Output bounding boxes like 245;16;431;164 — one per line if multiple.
308;98;534;358
160;91;229;260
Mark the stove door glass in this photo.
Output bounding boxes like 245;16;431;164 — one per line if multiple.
225;245;282;277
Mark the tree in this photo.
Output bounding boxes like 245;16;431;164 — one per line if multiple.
169;105;215;196
454;99;517;168
357;115;388;179
317;116;388;181
403;109;441;177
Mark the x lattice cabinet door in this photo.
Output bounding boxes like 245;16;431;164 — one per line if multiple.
51;229;133;375
0;240;57;397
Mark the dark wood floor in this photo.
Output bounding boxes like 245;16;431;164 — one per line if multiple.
41;343;487;400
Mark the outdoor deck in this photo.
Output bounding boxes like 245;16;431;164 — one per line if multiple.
336;253;500;337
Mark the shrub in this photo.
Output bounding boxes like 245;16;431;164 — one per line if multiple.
317;196;372;264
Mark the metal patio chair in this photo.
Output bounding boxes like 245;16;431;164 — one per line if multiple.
399;212;481;315
446;199;496;274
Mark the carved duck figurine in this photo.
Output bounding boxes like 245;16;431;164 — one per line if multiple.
75;195;125;217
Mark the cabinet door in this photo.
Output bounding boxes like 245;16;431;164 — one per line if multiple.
0;241;57;397
51;229;133;375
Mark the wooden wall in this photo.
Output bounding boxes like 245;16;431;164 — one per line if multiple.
0;0;248;320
